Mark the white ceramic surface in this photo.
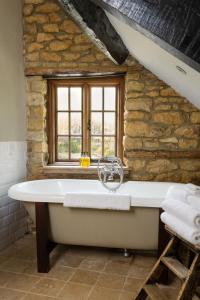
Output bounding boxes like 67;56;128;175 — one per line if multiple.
8;179;184;208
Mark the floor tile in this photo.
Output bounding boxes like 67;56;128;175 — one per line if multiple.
45;265;75;281
31;278;65;297
123;277;143;295
0;257;32;273
23;262;44;276
0;287;25;300
0;256;9;265
6;273;40;292
97;273;125;290
57;282;92;300
59;255;84;268
132;255;156;268
79;258;107;272
0;271;14;287
119;291;134;300
0;246;19;258
23;294;57;300
128;265;151;279
104;261;131;275
15;246;37;261
70;269;99;286
14;234;36;249
88;286;121;300
159;285;179;298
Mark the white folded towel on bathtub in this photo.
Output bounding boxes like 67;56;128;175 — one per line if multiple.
162;198;200;228
63;192;131;210
161;212;200;245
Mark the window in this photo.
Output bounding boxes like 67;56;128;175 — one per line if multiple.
48;76;124;164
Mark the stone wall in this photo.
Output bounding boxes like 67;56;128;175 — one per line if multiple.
24;0;200;183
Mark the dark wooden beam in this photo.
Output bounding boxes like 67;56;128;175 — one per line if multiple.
90;0;200;73
57;0;129;65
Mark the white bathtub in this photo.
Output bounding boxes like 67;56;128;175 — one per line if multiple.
9;179;183;250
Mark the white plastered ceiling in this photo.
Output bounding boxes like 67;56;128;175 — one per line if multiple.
106;12;200;109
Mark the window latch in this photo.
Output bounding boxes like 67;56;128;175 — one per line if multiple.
87;120;91;131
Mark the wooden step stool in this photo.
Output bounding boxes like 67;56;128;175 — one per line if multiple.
135;226;200;300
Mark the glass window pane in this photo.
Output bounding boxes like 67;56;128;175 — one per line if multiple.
70;87;82;111
57;112;69;135
57;137;69;160
91;136;102;159
57;88;68;111
71;113;82;135
104;87;116;111
70;137;82;159
91;112;102;135
104;137;115;157
91;87;103;111
104;112;115;135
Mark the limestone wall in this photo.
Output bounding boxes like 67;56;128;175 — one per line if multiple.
24;0;200;183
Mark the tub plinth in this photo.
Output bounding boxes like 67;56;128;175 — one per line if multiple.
35;202;56;273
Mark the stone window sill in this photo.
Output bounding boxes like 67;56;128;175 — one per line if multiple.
43;164;130;176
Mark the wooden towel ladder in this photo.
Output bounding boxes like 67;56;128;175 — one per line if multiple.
135;226;200;300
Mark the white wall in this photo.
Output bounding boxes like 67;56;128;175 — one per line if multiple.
107;12;200;110
0;0;26;141
0;0;27;250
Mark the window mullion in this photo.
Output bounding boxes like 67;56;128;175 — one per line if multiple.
102;87;104;158
68;87;71;160
83;84;90;155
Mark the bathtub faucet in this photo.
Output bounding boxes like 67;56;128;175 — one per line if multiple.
98;157;124;192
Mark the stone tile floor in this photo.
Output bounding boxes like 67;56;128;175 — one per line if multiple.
0;233;182;300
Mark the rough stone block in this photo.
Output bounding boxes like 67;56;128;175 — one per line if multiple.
25;14;49;24
178;139;198;149
25;0;45;3
60;20;81;34
49;40;72;51
123;136;143;150
28;118;44;130
43;23;59;33
125;121;150;137
181;160;200;171
23;4;34;16
36;3;60;13
160;87;179;97
146;159;178;173
191;112;200;124
26;52;39;62
40;51;61;62
37;33;54;42
31;79;47;94
125;98;152;112
153;112;184;125
127;81;145;92
27;43;44;53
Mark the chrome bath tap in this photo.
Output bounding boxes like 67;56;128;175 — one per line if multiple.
97;157;124;192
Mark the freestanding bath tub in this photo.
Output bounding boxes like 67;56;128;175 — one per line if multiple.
9;179;183;251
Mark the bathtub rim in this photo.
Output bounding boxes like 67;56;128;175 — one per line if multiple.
8;178;184;208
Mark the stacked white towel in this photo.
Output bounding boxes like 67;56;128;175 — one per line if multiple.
161;183;200;245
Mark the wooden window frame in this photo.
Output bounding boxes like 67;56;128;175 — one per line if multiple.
47;76;124;165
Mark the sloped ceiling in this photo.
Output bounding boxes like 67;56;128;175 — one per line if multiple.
106;12;200;109
88;0;200;109
91;0;200;72
58;0;200;109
